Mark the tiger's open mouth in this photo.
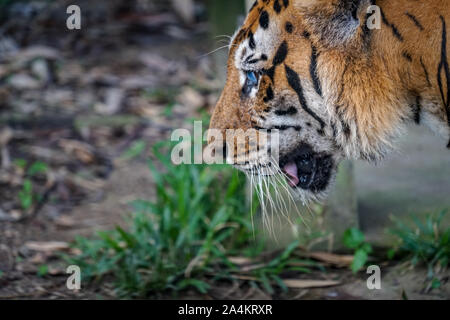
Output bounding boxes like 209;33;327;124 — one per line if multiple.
280;144;334;192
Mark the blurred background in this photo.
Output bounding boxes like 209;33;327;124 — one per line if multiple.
0;0;448;300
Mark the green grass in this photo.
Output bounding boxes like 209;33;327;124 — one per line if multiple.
14;160;49;211
389;211;450;282
342;228;373;273
67;141;315;298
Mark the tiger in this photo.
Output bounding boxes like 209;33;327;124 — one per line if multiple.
208;0;450;202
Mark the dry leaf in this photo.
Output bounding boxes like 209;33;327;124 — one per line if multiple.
29;252;48;264
240;263;268;272
59;139;95;164
231;275;258;281
24;241;70;253
306;252;354;267
54;215;76;228
228;256;253;266
70;175;105;191
282;279;341;289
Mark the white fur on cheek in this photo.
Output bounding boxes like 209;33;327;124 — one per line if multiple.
262;85;335;155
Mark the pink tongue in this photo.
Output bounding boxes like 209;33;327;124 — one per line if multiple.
283;162;299;187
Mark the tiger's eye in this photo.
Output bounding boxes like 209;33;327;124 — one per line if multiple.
243;71;260;95
246;71;258;85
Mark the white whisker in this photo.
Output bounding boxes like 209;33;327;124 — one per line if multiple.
269;156;311;229
198;43;238;58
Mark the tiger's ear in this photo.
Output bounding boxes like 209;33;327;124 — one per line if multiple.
294;0;364;48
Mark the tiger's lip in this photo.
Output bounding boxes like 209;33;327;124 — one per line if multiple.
281;151;317;189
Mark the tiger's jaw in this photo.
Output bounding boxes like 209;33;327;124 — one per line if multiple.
279;144;335;194
230;139;340;201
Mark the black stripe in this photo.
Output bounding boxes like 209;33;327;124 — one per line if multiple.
254;125;300;131
335;105;351;139
259;10;269;29
249;0;258;12
271;125;301;131
420;57;431;86
273;41;288;66
263;66;275;81
263;86;274;102
232;29;247;47
248;31;256;49
285;22;293;34
402;51;413;62
437;16;450;128
274;106;297;116
273;0;281;13
331;122;337;138
336;62;349;103
284;65;326;129
405;12;424;31
380;9;404;41
412;96;421;124
342;121;351;139
309;45;323;96
245;54;255;63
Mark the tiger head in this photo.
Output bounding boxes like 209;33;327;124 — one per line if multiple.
208;0;449;201
208;0;366;200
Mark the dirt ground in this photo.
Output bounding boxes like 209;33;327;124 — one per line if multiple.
0;1;448;300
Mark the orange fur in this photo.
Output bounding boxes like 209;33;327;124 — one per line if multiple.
211;0;449;149
209;0;450;197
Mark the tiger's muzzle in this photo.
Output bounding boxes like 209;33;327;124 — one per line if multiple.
279;144;334;192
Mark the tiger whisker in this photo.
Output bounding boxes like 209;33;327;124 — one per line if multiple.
198;43;239;58
269;156;311;229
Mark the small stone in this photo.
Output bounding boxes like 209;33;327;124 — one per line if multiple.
8;74;40;90
30;58;51;83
